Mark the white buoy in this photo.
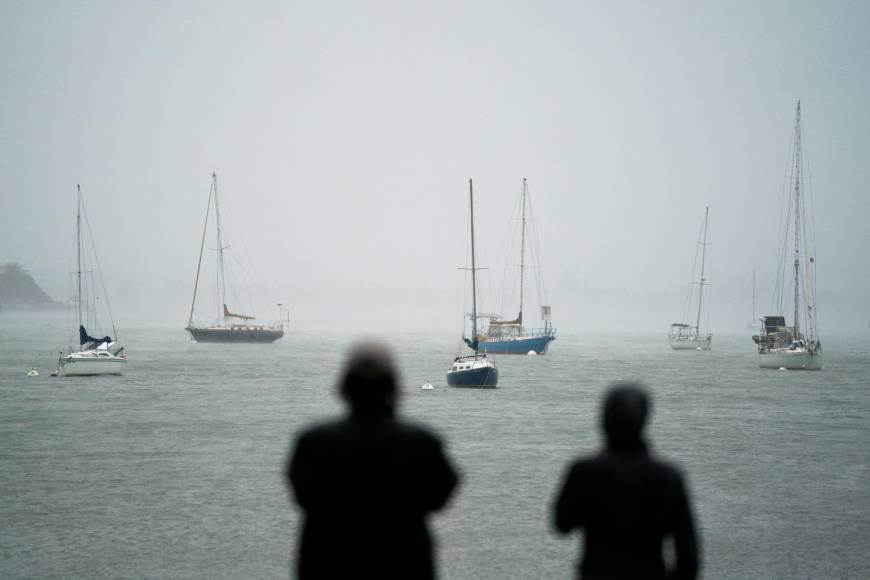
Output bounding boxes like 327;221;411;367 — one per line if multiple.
27;369;39;377
779;367;787;371
527;350;537;356
421;382;434;390
50;369;59;377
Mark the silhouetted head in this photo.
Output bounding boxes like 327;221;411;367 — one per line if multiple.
601;382;650;448
339;341;399;415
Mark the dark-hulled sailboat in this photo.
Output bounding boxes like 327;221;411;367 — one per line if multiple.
185;173;285;343
446;179;499;388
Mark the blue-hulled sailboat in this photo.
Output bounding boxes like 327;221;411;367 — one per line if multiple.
447;179;499;388
477;178;555;355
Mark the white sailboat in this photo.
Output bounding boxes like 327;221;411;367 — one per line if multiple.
753;102;822;370
669;206;712;350
58;185;126;376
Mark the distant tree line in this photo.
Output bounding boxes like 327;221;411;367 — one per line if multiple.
0;262;60;308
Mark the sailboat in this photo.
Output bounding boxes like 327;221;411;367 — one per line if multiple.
446;179;499;388
186;173;285;343
753;102;822;369
668;206;712;350
57;185;127;376
477;178;555;355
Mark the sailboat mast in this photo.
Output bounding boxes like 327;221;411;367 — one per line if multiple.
695;206;709;332
76;184;83;329
519;178;527;325
792;102;802;340
212;173;228;319
469;178;478;351
188;178;213;327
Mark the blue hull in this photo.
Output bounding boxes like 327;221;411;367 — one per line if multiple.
479;334;554;355
446;366;499;388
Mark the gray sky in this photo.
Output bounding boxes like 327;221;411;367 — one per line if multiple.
2;0;868;333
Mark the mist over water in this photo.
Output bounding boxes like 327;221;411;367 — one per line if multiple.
1;313;869;579
1;2;869;333
2;2;870;578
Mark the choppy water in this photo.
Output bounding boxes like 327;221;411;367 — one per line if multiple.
1;313;869;579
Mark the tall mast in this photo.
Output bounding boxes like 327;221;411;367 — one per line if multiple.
76;184;82;328
469;178;478;351
792;102;802;339
188;177;213;328
695;206;709;332
519;178;527;325
213;172;228;319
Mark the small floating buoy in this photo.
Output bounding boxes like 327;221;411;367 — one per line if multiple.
26;368;39;377
527;350;537;356
421;382;434;390
50;369;59;377
779;367;787;371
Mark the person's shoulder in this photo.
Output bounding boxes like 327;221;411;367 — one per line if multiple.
563;453;601;475
391;418;446;446
295;417;348;443
647;454;689;485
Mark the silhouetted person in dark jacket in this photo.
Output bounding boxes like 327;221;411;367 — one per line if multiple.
553;382;700;580
287;341;459;579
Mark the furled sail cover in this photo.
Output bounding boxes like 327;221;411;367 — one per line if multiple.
80;325;112;346
223;304;255;320
490;311;522;326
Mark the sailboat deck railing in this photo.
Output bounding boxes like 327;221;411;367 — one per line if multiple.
483;326;555;339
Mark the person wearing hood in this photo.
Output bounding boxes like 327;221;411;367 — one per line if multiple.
553;382;700;580
286;341;459;579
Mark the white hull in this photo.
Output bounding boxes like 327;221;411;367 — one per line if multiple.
60;354;126;376
669;336;712;351
759;350;822;370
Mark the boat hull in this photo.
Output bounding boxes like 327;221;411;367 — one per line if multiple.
759;351;822;370
669;336;712;351
478;334;555;355
187;327;284;343
446;366;499;388
60;356;126;376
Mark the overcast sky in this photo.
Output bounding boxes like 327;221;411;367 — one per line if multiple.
2;0;868;333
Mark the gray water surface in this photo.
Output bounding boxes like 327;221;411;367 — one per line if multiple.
2;316;869;579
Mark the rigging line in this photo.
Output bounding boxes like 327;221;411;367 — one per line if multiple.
455;188;471;350
80;189;119;341
525;189;548;308
773;108;800;318
774;159;794;316
681;215;705;326
188;179;213;327
800;126;819;337
221;189;267;318
497;192;522;317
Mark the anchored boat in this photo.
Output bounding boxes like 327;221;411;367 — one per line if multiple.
753;102;822;370
58;185;127;376
186;173;286;343
668;206;712;351
478;178;555;355
446;179;499;388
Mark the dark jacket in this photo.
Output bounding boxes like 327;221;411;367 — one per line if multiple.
554;441;699;580
287;412;458;579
